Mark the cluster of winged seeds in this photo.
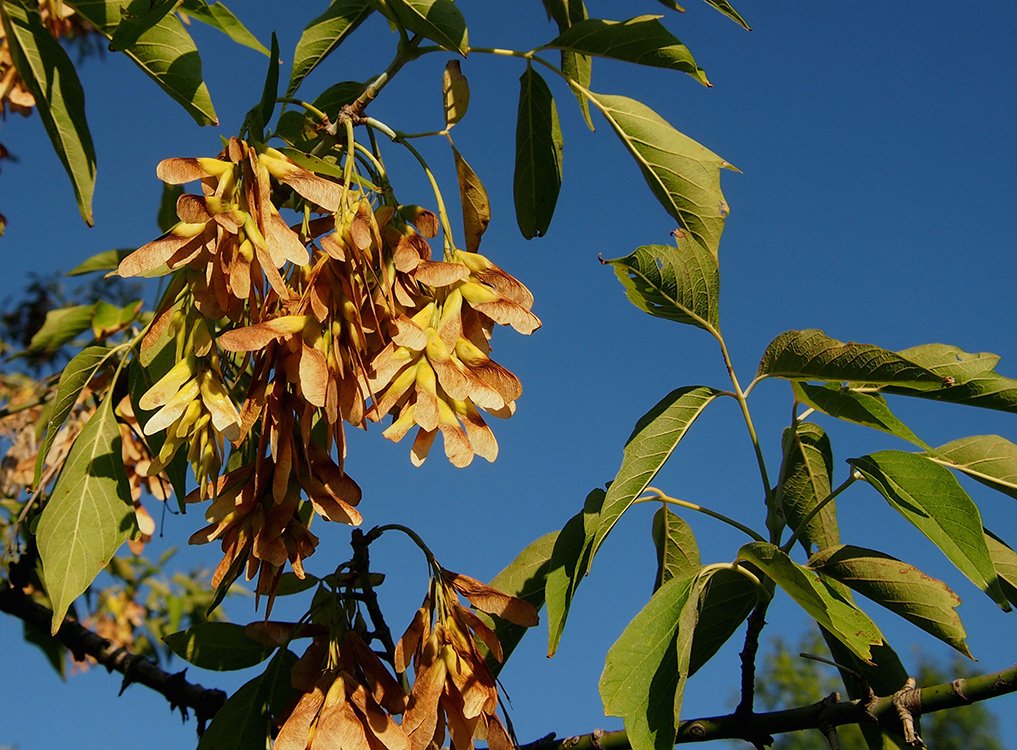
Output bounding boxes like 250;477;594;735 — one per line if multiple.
114;138;539;597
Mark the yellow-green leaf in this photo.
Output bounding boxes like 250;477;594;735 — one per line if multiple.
773;421;839;552
926;435;1017;500
164;622;274;671
651;506;698;590
38;396;134;633
386;0;467;56
286;0;371;98
178;0;269;56
442;60;469;127
793;382;927;448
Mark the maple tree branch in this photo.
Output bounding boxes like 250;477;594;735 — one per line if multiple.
0;583;227;733
517;662;1017;749
735;600;770;718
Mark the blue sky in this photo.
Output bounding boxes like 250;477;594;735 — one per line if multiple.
3;2;1017;748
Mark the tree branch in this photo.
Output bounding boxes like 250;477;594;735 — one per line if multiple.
0;584;227;733
518;662;1017;749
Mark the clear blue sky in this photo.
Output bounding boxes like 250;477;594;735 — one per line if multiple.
3;3;1017;748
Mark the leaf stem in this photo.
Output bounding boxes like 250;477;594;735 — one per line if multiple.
366;523;437;568
388;137;456;255
638;488;766;543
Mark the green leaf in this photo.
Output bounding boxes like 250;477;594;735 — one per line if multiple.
109;0;181;51
600;572;696;750
91;299;141;338
482;530;558;673
27;304;96;354
157;183;185;232
386;0;467;55
738;542;883;662
793;382;927;448
33;346;113;488
452;145;490;252
849;451;1010;610
546;488;603;656
67;249;134;276
758;330;946;389
703;0;750;30
164;622;274;670
590;92;732;258
177;0;269;56
23;618;66;679
651;506;698;590
687;566;757;675
926;435;1017;500
984;530;1017;607
588;386;720;568
38;396;134;633
809;544;969;656
197;648;297;750
546;15;710;85
653;0;686;11
884;344;1017;414
605;236;720;331
69;0;218;126
247;32;279;139
774;421;839;552
286;0;371;97
514;67;563;239
273;572;320;597
543;0;593;129
2;0;96;225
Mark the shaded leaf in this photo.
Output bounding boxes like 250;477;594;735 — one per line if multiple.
591;92;731;258
926;435;1017;500
109;0;180;51
687;566;757;675
542;0;592;129
794;382;927;448
442;59;469;127
703;0;750;30
23;618;66;679
34;345;113;487
27;304;95;354
157;183;185;232
985;530;1017;607
2;0;96;224
91;299;141;338
481;530;558;674
247;32;279;140
758;330;946;389
547;15;709;85
69;0;218;126
38;397;134;633
514;67;563;239
774;421;839;552
849;451;1009;610
738;542;882;662
546;488;603;656
197;648;298;750
884;343;1017;414
589;386;721;568
600;572;695;750
809;544;968;656
605;236;719;331
164;622;275;671
651;506;698;590
178;0;268;55
387;0;467;55
452;145;490;252
67;249;134;276
286;0;371;97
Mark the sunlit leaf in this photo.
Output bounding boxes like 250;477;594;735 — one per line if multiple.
703;0;750;30
809;544;969;656
738;542;882;662
109;0;180;51
774;421;839;552
442;59;469;127
600;571;695;750
33;346;113;487
758;330;946;389
286;0;372;97
651;506;698;590
793;382;927;448
178;0;269;55
926;435;1017;500
849;451;1010;611
386;0;467;55
885;344;1017;414
514;67;563;239
590;93;732;258
605;235;719;331
91;299;141;339
67;249;134;276
38;397;134;633
547;15;709;85
985;530;1017;607
452;145;490;252
69;0;218;126
27;304;96;354
541;0;592;129
164;622;275;670
589;386;720;568
2;0;96;224
546;488;603;656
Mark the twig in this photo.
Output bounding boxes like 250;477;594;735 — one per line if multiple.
735;601;770;717
0;584;226;734
350;529;398;665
